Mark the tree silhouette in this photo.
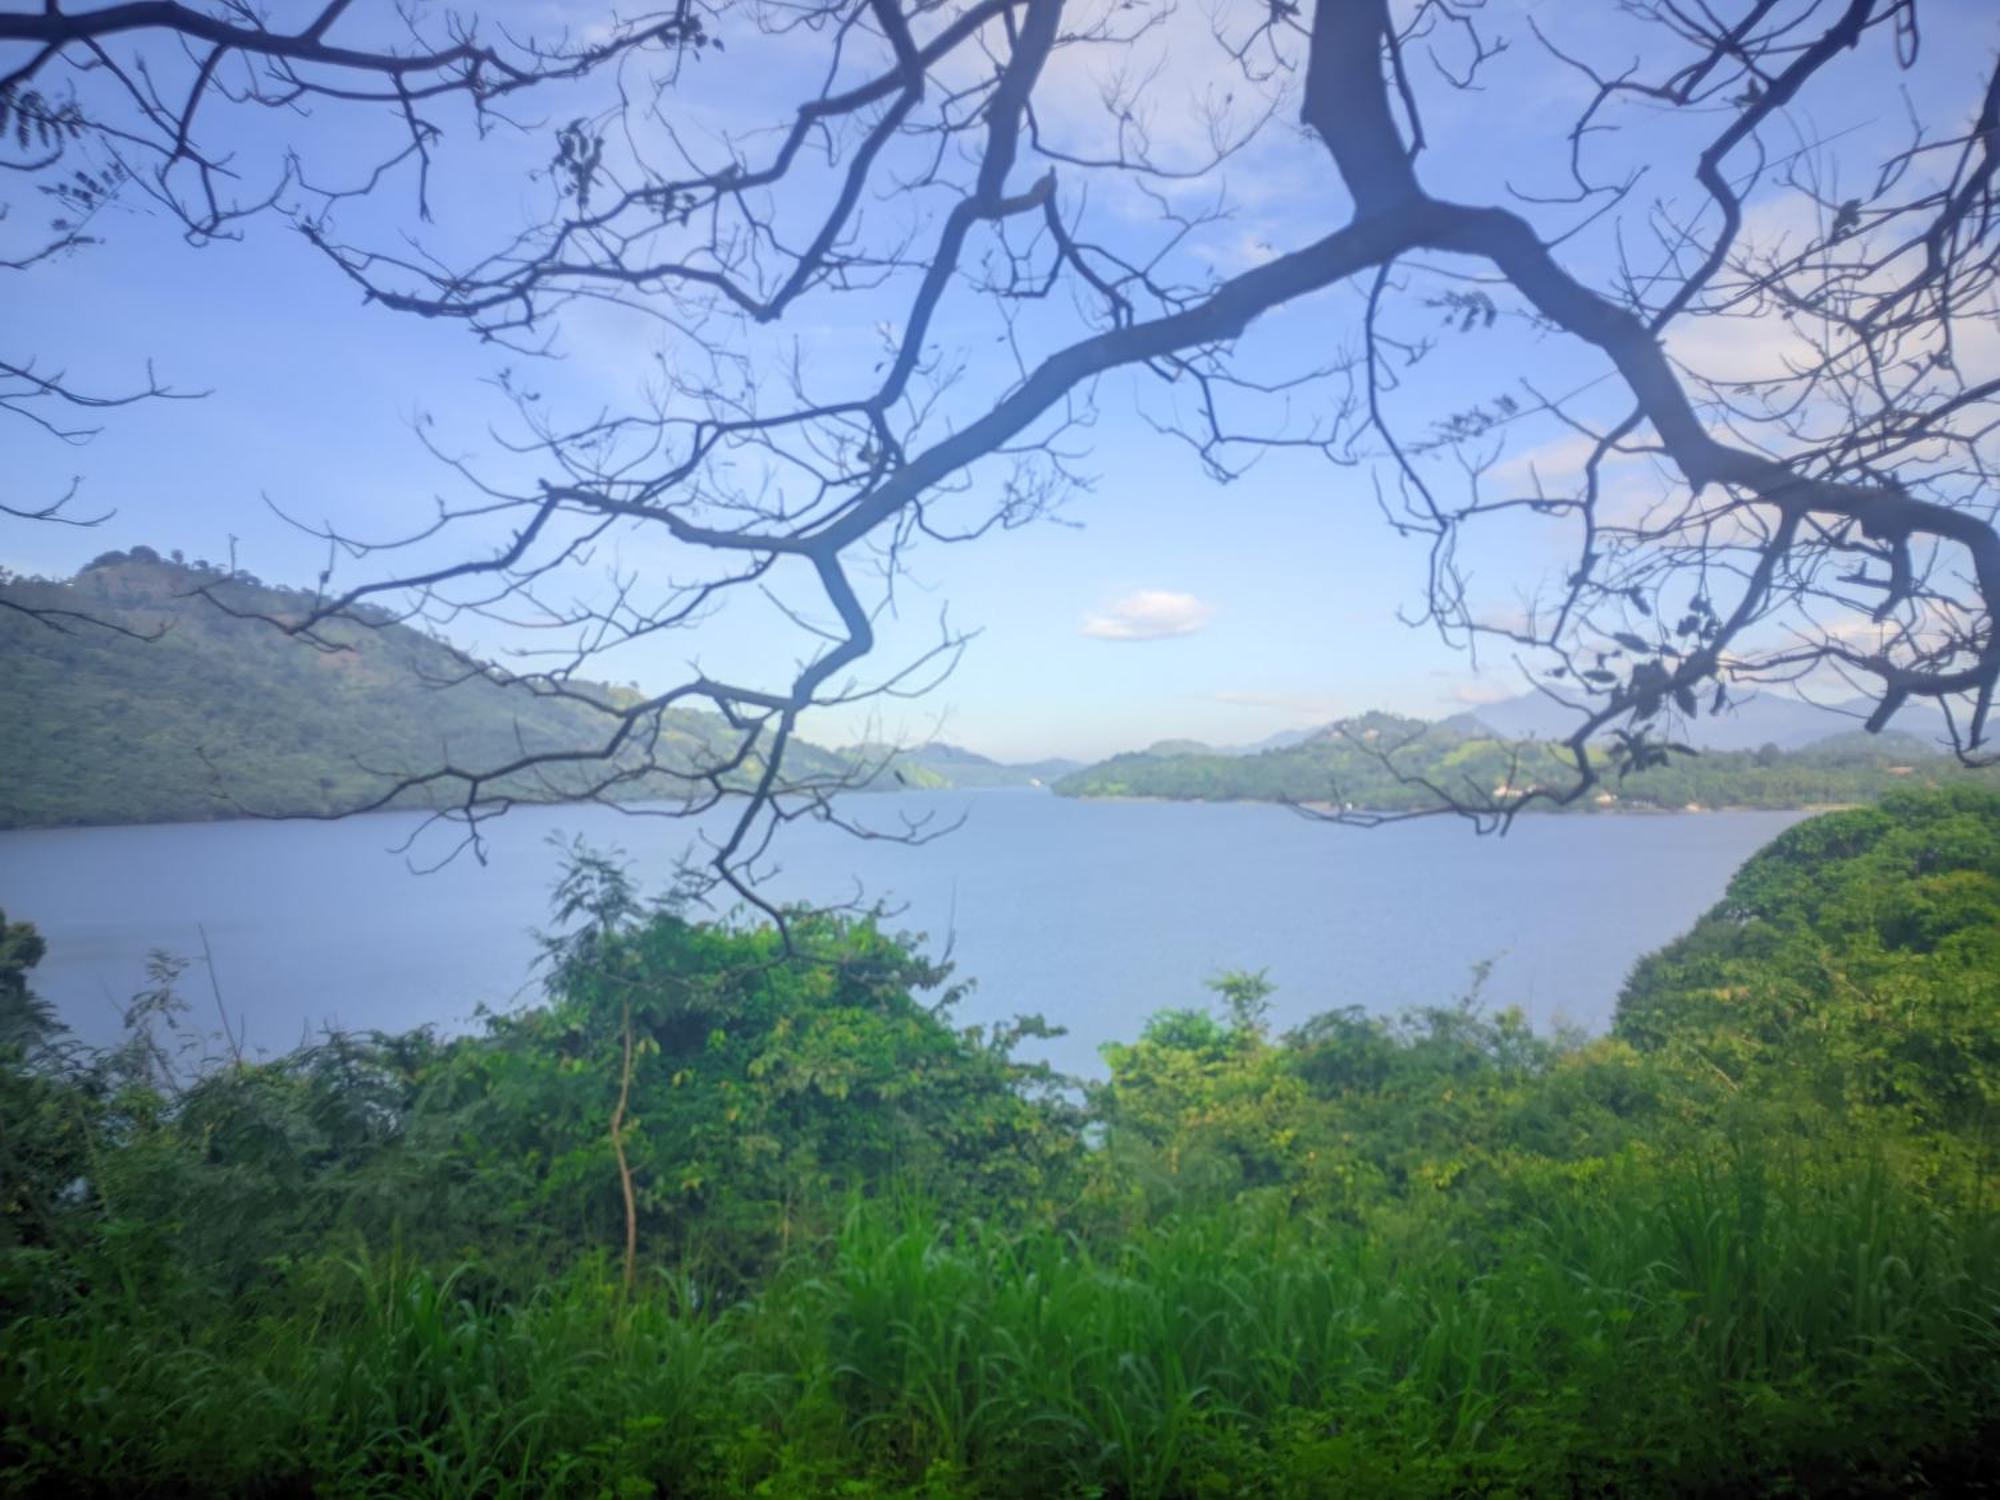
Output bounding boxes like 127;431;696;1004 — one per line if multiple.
2;0;701;625
19;0;2000;885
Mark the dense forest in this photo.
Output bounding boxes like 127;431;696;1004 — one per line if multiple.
1056;710;1986;813
3;788;1996;1495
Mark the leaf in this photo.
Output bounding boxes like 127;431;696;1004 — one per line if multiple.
1612;632;1650;653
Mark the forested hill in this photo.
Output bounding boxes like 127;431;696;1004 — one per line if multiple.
0;551;855;829
1615;785;2000;1120
1055;708;1987;812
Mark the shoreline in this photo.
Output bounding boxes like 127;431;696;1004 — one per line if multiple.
1053;792;1858;817
3;789;1860;837
0;794;1866;837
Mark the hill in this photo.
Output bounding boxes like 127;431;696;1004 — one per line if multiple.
1615;785;2000;1132
0;550;852;829
1055;707;1993;812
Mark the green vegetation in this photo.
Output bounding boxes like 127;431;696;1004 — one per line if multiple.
1620;785;2000;1137
4;790;1999;1495
1055;709;1991;813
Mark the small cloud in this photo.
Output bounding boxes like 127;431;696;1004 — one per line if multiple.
1081;589;1217;642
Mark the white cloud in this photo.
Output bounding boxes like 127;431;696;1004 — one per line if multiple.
1081;589;1216;642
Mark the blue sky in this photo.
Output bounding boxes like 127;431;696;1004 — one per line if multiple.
7;0;1996;761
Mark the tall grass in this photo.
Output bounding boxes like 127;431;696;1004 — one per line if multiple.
797;1153;1999;1496
5;1144;1996;1497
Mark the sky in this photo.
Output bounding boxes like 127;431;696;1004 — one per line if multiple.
6;0;1996;762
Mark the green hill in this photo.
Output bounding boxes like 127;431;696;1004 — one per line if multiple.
1055;708;1991;812
1615;784;2000;1129
0;550;850;829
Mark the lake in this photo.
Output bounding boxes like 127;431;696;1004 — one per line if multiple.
0;792;1804;1075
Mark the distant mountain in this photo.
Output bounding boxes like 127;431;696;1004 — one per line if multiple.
901;742;997;767
1240;726;1320;753
844;740;1081;790
0;551;853;829
1180;727;1324;756
1462;688;1951;752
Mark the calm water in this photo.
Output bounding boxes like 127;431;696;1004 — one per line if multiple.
0;792;1803;1075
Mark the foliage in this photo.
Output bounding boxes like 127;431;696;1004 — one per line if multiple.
442;900;1081;1287
4;795;2000;1494
0;910;54;1053
0;889;1079;1303
1618;785;2000;1141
